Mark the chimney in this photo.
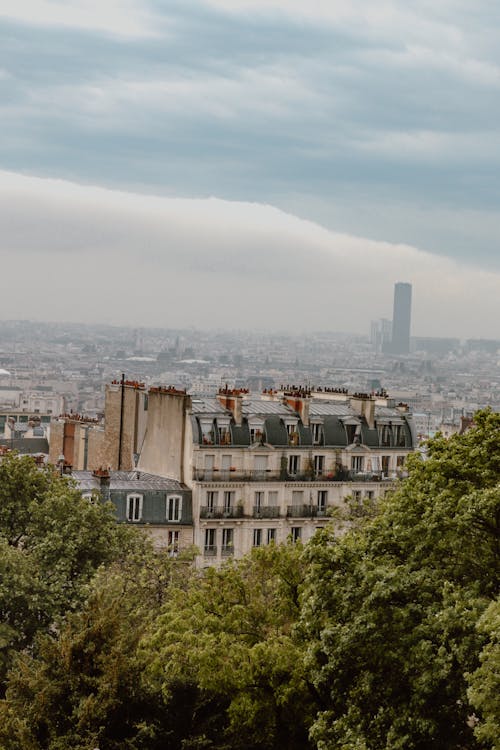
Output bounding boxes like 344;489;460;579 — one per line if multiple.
93;467;111;501
217;387;246;426
283;391;311;427
349;393;376;429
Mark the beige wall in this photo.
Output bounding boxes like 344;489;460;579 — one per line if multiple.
138;390;191;481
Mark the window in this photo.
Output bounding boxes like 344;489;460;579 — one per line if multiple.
200;420;215;445
127;494;143;522
317;490;327;511
166;495;182;522
221;454;232;473
218;422;231;445
204;454;214;479
393;425;407;447
351;455;364;472
254;455;268;476
365;490;374;500
312;423;323;444
206;490;218;511
223;491;234;513
290;526;302;542
397;455;406;467
381;455;390;475
254;491;264;510
204;528;217;555
380;425;391;446
292;490;304;505
222;527;234;555
250;425;264;443
352;490;362;502
253;528;262;547
268;491;278;506
288;455;300;475
267;528;276;544
286;422;299;445
314;454;325;476
345;424;357;444
168;530;179;557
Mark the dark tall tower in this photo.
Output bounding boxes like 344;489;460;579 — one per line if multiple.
391;282;412;354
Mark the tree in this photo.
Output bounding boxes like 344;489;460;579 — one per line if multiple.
144;543;315;750
467;597;500;749
0;548;197;750
302;410;500;749
0;453;142;690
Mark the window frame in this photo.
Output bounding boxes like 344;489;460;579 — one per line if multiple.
126;493;143;522
166;494;183;522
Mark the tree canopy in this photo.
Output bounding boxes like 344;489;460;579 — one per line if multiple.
0;412;499;748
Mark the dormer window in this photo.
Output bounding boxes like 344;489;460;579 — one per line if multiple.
200;419;215;445
311;422;323;445
249;419;264;444
217;418;231;445
166;495;182;522
127;494;143;522
285;420;299;445
345;424;359;444
379;424;392;446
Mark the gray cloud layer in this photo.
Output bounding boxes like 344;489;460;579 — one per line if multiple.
1;172;499;338
0;1;500;272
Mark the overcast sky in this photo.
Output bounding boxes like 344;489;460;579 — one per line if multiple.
1;0;499;336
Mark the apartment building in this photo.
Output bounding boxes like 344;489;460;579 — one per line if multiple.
50;380;415;562
137;385;415;564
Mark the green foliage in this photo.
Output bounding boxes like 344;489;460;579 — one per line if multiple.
145;543;315;750
302;410;500;749
0;549;197;750
0;453;142;689
467;597;500;749
1;413;500;749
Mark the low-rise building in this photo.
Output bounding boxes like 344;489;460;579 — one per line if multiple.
72;468;193;554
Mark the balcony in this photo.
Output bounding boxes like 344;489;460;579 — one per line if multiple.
200;505;244;519
195;469;350;483
203;545;217;556
347;471;383;482
252;506;280;519
221;545;234;556
287;504;331;518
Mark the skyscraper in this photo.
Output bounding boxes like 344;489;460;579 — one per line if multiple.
391;282;412;354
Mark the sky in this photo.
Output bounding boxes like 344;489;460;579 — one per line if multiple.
1;0;499;336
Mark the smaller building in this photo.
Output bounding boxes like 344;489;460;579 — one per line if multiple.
72;469;193;554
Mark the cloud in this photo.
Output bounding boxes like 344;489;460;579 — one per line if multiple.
1;171;499;338
0;0;500;273
0;0;158;37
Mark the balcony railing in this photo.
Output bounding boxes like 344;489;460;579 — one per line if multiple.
200;506;244;519
252;506;280;519
221;545;234;556
194;468;385;483
287;504;331;518
347;471;384;482
203;545;217;556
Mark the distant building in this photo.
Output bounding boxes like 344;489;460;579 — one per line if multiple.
411;337;460;355
389;282;412;354
370;319;392;353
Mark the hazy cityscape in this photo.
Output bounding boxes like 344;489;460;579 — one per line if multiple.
1;1;499;748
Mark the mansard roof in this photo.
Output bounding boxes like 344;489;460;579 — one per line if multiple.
73;470;187;492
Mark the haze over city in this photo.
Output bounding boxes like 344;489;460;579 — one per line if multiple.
1;1;500;334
